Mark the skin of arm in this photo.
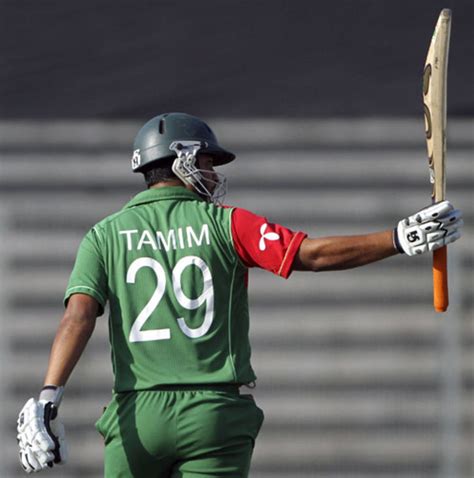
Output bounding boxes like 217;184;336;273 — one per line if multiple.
43;294;99;387
293;230;399;272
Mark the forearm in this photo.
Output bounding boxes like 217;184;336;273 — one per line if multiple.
17;295;98;473
294;230;398;272
43;296;98;386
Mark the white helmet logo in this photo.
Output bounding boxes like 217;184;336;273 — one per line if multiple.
259;223;280;251
131;149;141;170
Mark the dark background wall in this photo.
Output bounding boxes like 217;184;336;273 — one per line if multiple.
0;0;472;118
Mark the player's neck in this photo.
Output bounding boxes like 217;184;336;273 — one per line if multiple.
149;180;193;192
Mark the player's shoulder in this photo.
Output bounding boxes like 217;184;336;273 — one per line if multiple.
96;209;127;227
88;208;133;238
216;203;256;216
192;200;236;218
226;205;265;221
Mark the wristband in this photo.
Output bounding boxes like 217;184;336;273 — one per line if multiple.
39;385;64;407
392;228;404;254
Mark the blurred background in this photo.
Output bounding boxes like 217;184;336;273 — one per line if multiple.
0;1;472;477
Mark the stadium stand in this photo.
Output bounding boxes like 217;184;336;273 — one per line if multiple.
0;118;472;478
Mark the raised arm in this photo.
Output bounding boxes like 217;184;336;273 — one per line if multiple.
293;230;397;272
294;200;462;272
230;200;462;279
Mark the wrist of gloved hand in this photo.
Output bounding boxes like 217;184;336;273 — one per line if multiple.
393;200;463;256
39;385;64;407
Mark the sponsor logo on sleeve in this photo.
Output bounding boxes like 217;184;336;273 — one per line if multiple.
259;223;280;251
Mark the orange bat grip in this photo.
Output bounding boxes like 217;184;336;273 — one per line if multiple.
433;245;448;312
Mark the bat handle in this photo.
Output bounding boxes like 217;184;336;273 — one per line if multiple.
433;245;448;312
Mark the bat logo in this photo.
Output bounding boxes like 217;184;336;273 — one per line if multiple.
423;64;432;96
423;63;435;198
424;104;433;141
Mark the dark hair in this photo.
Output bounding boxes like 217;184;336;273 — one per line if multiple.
142;158;177;187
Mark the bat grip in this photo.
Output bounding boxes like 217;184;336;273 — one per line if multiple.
433;245;448;312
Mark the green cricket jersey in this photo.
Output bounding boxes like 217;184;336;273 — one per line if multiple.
65;187;256;392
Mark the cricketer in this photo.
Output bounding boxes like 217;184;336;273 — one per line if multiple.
17;113;463;477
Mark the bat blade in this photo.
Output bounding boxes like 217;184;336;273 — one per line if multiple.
423;8;451;313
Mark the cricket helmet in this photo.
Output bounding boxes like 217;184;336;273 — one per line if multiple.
131;112;235;173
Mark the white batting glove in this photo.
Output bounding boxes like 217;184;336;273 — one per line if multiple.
17;386;67;474
393;200;463;256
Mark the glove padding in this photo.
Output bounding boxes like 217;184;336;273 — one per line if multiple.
394;200;463;256
17;397;67;473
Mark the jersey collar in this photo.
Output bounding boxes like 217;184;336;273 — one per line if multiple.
124;186;205;209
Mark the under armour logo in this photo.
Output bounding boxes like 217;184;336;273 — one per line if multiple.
131;149;141;169
407;231;420;243
259;223;280;251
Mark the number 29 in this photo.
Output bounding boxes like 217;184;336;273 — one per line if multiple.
126;256;214;343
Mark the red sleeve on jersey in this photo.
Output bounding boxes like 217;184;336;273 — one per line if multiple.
230;207;307;279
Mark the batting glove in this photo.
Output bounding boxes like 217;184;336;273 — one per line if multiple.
17;386;67;473
393;200;463;256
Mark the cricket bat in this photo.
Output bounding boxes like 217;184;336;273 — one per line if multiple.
422;9;451;312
